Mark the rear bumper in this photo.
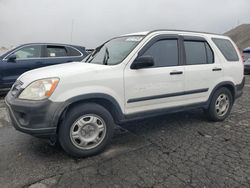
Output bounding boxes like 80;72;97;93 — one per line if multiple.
235;77;245;99
5;92;63;138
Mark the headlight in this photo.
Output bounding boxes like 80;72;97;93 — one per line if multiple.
18;78;59;100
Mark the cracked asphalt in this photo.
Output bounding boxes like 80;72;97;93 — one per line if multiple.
0;76;250;188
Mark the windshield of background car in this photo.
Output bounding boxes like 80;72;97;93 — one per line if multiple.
85;36;144;65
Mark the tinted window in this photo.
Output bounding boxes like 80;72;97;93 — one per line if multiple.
67;47;82;56
14;45;41;59
184;41;214;65
142;39;178;67
46;46;67;57
212;38;239;61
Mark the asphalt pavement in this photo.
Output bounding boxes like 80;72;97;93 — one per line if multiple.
0;76;250;188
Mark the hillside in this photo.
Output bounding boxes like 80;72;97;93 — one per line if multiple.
225;24;250;50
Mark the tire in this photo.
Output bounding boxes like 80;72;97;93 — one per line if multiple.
206;87;233;122
59;103;115;157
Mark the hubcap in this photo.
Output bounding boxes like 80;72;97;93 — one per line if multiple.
70;114;106;150
215;93;230;117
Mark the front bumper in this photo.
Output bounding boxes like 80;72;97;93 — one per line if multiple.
5;92;62;137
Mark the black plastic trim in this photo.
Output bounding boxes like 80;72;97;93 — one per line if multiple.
170;71;183;75
58;93;124;124
208;81;236;102
182;36;207;41
124;102;207;121
127;88;209;103
235;77;245;98
5;97;57;137
212;68;222;71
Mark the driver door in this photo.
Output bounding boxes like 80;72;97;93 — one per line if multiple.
124;35;185;115
2;45;44;88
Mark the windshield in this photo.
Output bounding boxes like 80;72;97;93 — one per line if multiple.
84;35;144;65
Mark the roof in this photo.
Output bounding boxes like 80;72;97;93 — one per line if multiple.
122;29;222;37
18;43;84;48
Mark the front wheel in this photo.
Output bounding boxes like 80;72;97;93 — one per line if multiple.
206;87;233;122
59;103;115;157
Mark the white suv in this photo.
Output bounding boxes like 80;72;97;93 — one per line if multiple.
5;30;245;157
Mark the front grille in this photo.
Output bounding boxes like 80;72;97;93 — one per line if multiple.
11;80;23;97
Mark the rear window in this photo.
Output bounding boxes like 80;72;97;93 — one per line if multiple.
212;38;239;61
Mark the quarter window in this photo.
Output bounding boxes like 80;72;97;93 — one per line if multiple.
184;41;214;65
67;47;82;56
142;39;179;67
212;38;239;61
13;45;41;59
46;46;67;57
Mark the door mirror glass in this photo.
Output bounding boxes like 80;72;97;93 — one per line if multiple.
131;56;154;69
7;54;17;62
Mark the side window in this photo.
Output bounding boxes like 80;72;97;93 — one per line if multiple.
66;47;82;57
212;38;239;61
13;45;41;59
46;46;67;57
142;39;179;67
184;41;214;65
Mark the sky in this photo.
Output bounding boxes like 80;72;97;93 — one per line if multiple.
0;0;250;48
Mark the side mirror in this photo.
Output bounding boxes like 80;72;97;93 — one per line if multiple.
131;56;154;69
7;54;17;62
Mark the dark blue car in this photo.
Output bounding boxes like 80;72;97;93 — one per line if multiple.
0;43;88;92
243;47;250;62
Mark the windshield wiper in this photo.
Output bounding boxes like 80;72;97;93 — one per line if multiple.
86;44;105;63
102;47;110;65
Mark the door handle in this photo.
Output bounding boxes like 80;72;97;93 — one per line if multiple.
170;71;183;75
212;68;222;71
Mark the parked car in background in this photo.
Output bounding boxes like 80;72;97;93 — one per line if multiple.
0;43;88;92
243;47;250;62
5;30;244;157
244;58;250;74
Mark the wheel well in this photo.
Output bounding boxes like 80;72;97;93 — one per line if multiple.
220;84;235;100
209;84;235;105
56;98;122;133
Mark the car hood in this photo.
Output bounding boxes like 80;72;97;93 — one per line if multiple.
18;62;112;86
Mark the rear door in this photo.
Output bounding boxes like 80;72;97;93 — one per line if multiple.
212;38;243;84
181;36;223;104
2;44;44;88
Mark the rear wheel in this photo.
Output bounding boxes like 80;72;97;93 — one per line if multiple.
59;103;115;157
206;87;233;121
